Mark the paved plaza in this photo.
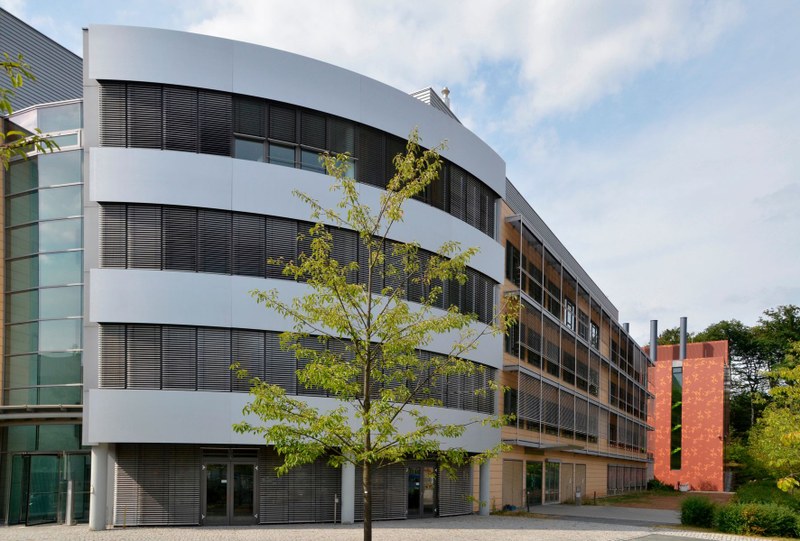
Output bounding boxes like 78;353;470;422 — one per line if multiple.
1;513;766;541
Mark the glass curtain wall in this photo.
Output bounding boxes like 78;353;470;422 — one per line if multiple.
1;101;88;525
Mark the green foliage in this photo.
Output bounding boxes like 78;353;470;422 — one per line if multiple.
714;502;799;538
658;326;691;345
735;480;800;512
647;478;675;492
749;342;800;493
1;52;58;169
680;495;716;528
233;130;516;540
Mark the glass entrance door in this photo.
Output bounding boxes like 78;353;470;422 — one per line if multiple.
544;462;560;503
525;461;543;509
407;464;436;518
25;455;60;525
203;462;257;525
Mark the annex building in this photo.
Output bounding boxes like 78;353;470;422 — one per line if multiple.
1;10;654;527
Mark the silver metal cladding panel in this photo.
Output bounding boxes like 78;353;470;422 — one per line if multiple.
86;389;499;452
85;25;506;197
505;178;619;320
0;9;82;110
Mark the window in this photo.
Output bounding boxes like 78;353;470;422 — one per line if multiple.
590;322;600;349
563;299;575;331
577;309;589;340
234;137;264;162
268;143;295;168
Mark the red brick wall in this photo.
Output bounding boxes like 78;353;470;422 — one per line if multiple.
648;341;728;491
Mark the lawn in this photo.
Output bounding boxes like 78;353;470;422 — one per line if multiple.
594;491;733;511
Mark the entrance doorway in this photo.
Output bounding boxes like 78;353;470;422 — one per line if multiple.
407;463;436;518
525;461;543;509
544;462;560;503
202;461;257;525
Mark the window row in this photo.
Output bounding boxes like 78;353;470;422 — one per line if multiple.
3;351;82;406
609;366;648;421
607;466;647;495
5;150;82;196
99;203;496;324
98;324;496;415
504;301;601;397
504;372;648;453
98;82;496;237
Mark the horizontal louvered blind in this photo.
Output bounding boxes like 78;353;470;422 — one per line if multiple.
100;204;127;268
301;111;326;149
439;463;472;516
448;165;466;221
543;381;559;427
127;325;161;390
329;117;355;154
560;391;574;430
198;327;231;391
357;126;385;188
234;98;265;137
199;90;232;156
269;104;296;142
518;373;541;422
127;84;162;149
265;332;296;394
232;330;265;391
127;205;162;269
162;206;197;271
162;326;197;390
198;209;231;274
233;213;266;277
99;82;126;147
99;324;126;389
266;217;297;279
163;86;198;152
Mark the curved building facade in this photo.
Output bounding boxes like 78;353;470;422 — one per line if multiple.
2;12;654;528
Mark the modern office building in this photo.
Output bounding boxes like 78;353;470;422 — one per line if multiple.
1;10;654;527
648;337;729;492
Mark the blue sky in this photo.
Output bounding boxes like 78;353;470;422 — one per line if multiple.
3;0;799;344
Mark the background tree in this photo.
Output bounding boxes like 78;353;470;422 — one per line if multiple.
1;52;57;168
748;341;800;492
233;132;515;541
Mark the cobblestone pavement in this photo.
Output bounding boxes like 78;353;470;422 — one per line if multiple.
1;515;768;541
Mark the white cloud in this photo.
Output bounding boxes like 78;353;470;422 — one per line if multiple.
188;0;741;125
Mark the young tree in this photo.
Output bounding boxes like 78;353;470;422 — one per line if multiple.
233;131;515;541
748;342;800;492
1;52;57;168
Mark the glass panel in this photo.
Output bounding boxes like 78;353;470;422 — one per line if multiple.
234;138;264;162
7;455;26;524
66;454;91;523
526;461;543;508
301;149;324;173
38;424;81;451
8;192;38;225
39;218;82;252
38;185;82;220
7;290;38;322
206;464;228;521
40;286;82;319
544;462;560;503
7;158;37;195
422;466;436;515
50;133;79;148
40;252;82;286
8;256;38;291
6;425;36;452
26;455;59;525
8;224;39;258
7;322;38;355
407;467;420;515
232;464;254;518
37;151;82;187
269;143;294;167
38;103;82;132
39;319;82;351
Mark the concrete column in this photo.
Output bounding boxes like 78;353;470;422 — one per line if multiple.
89;443;109;530
479;461;490;516
340;461;355;524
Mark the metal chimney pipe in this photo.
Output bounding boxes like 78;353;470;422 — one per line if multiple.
679;317;688;361
441;87;451;109
623;322;630;334
650;320;658;362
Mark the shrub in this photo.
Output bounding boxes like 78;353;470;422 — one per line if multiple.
681;496;716;528
647;478;675;492
736;480;800;512
714;502;799;538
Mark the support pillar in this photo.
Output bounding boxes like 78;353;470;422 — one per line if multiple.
341;461;355;524
479;461;490;516
89;443;108;530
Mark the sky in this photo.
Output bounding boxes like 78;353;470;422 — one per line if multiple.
3;0;798;344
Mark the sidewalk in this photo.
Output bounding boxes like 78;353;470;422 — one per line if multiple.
527;502;680;526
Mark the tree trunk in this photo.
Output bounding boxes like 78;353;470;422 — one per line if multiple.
363;461;372;541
